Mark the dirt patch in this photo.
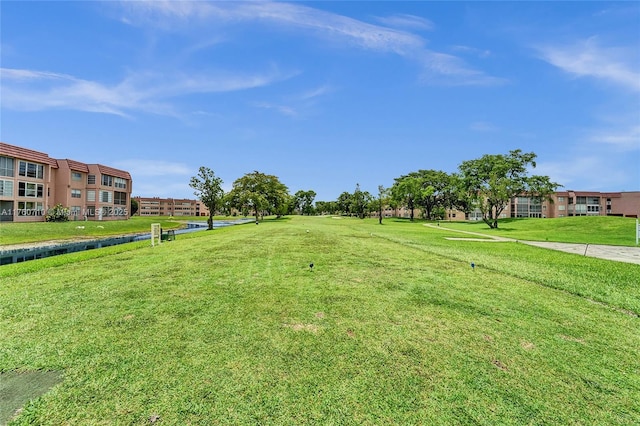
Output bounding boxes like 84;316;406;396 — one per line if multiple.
346;329;355;338
559;335;585;345
492;359;508;371
315;312;325;319
520;341;536;350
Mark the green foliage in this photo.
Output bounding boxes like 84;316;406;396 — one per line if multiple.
458;149;559;229
130;198;139;216
391;174;422;220
226;171;289;221
190;166;225;230
44;204;69;222
293;190;317;215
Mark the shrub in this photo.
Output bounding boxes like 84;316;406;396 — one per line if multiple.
46;204;70;222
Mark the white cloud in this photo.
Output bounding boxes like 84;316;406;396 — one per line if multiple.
535;37;640;91
470;121;499;132
589;125;640;151
451;45;492;58
374;13;434;31
120;1;501;86
0;67;292;117
418;51;507;86
536;155;629;190
251;101;298;117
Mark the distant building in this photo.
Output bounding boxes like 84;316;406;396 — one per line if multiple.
372;191;640;221
448;191;640;221
0;142;133;222
134;196;210;217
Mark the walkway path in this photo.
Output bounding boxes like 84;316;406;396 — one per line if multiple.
424;224;640;265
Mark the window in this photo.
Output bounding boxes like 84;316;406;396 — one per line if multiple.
18;161;44;179
557;196;565;202
72;172;82;181
18;182;44;198
101;175;113;186
114;191;127;205
87;174;96;184
558;205;565;211
114;177;127;189
17;201;44;216
86;205;96;217
0;180;13;196
87;190;96;202
100;190;112;203
0;156;14;177
71;189;82;198
70;206;81;217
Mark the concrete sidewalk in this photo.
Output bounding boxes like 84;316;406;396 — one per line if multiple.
425;224;640;265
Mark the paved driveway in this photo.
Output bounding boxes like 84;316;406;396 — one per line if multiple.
425;224;640;265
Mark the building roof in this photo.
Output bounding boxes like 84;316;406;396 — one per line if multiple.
0;142;59;167
60;159;90;173
96;164;132;180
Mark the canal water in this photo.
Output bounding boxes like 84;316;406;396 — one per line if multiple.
0;219;253;265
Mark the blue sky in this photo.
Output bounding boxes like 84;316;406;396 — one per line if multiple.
1;1;639;201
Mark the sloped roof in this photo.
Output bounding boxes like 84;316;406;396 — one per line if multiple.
96;164;132;180
0;142;59;167
61;159;90;173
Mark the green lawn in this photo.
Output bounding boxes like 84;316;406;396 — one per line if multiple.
0;216;233;246
1;216;639;425
435;216;638;246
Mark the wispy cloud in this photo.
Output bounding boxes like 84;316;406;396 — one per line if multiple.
251;101;298;117
296;84;333;101
589;124;640;151
535;37;640;91
451;45;492;58
470;121;499;132
374;13;434;31
536;156;620;190
418;51;507;86
0;67;292;117
121;1;501;86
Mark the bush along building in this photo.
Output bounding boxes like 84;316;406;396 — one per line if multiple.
0;142;133;222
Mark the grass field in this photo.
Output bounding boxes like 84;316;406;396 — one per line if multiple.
1;216;639;424
436;216;638;246
0;216;229;246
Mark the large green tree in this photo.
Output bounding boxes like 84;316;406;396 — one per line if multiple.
390;175;422;221
350;183;373;219
189;166;225;230
226;171;289;222
458;149;559;229
413;169;451;220
293;190;317;215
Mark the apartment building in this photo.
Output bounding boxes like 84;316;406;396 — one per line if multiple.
0;142;132;222
134;197;210;217
547;191;640;218
458;191;640;221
